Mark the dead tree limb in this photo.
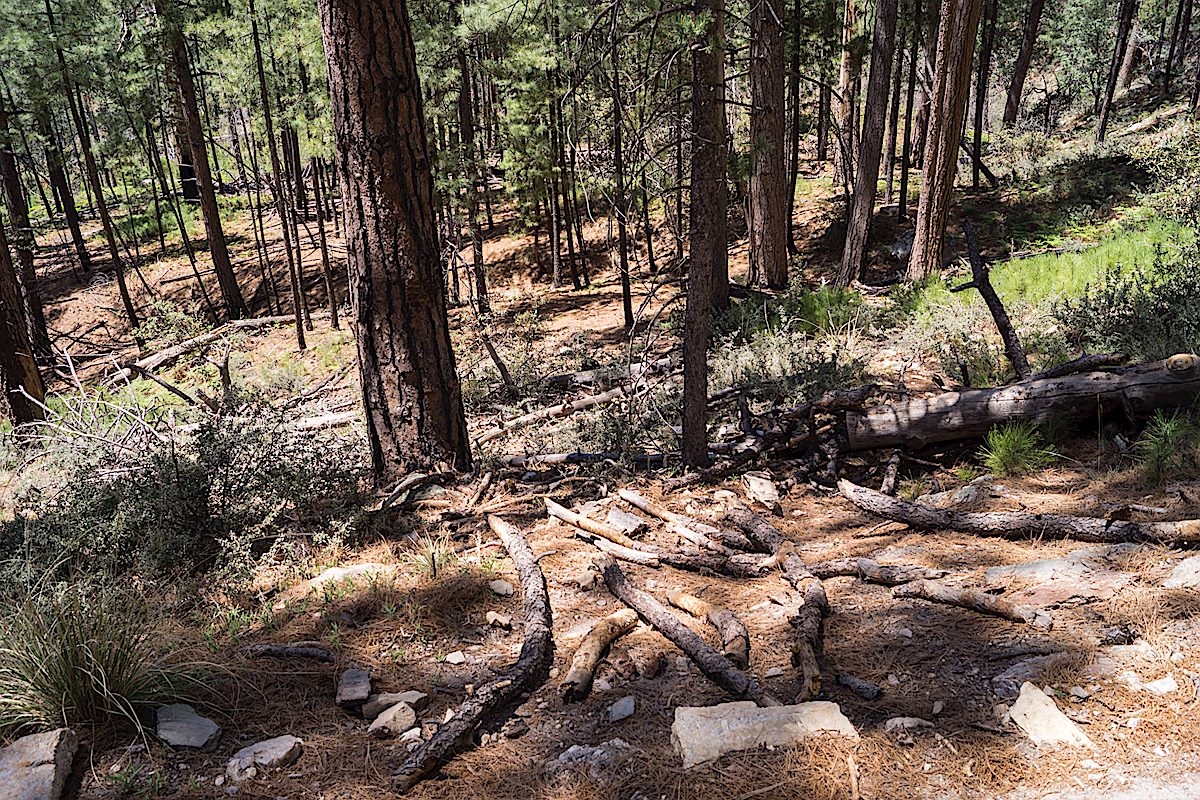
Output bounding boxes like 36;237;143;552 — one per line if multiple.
893;579;1052;628
953;220;1031;381
1032;352;1126;381
618;488;756;551
394;516;553;792
846;354;1200;450
596;555;772;704
545;356;676;390
559;608;639;703
666;589;750;668
839;479;1200;545
810;557;946;585
477;380;656;445
246;642;336;663
572;530;767;577
545;497;642;548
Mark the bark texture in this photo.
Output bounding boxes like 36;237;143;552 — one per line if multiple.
749;0;787;289
1001;0;1046;125
0;219;44;424
318;0;471;481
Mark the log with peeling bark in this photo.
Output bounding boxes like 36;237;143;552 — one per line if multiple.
617;488;755;551
846;354;1200;451
810;557;947;585
246;642;336;663
559;608;639;702
394;516;553;791
666;588;750;668
596;555;773;704
893;579;1052;629
839;479;1200;545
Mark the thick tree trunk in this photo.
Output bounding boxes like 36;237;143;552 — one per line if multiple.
611;12;634;327
162;12;247;319
318;0;472;481
834;0;859;190
0;220;44;424
749;0;788;288
0;93;49;357
906;0;982;281
972;0;997;189
837;0;899;286
784;0;803;253
38;114;90;272
846;354;1200;451
1096;0;1138;143
683;0;729;468
1118;22;1140;90
898;0;921;219
1002;0;1046;126
882;10;906;205
456;48;490;315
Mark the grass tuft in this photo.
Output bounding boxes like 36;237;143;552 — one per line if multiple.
1136;410;1197;485
979;422;1057;477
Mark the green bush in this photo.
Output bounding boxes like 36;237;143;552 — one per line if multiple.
979;422;1056;476
1136;411;1198;485
0;585;201;735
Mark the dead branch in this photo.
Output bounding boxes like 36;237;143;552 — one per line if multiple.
545;497;642;548
810;557;947;585
953;220;1031;381
394;516;553;791
245;643;336;663
666;588;750;669
617;488;754;551
838;479;1200;545
1032;352;1126;381
559;608;639;702
893;579;1052;629
596;555;773;705
477;384;635;445
545;355;676;390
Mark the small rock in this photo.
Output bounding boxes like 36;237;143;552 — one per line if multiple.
336;668;371;709
884;717;934;733
368;702;417;738
713;490;737;503
574;572;597;591
608;696;636;723
501;717;530;739
546;739;633;779
486;611;513;629
604;507;647;535
1070;686;1090;700
1164;556;1200;589
932;701;944;716
444;651;467;665
226;736;304;782
489;580;515;596
764;667;785;678
1008;682;1093;748
1143;676;1179;695
897;628;913;639
399;727;422;744
363;691;429;720
672;701;858;769
0;728;78;800
595;678;613;692
156;704;221;751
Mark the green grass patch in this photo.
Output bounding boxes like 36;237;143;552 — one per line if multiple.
979;422;1057;477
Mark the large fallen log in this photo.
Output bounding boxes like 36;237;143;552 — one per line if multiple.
846;354;1200;451
394;516;553;792
839;479;1200;545
597;555;771;704
545;356;676;390
666;589;750;669
559;608;639;702
810;557;946;585
893;579;1052;629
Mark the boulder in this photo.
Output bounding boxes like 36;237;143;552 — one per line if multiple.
1008;683;1093;748
336;668;371;709
1164;556;1200;589
363;691;429;720
742;472;782;515
672;701;858;769
156;704;221;751
368;702;417;738
0;728;77;800
226;735;304;782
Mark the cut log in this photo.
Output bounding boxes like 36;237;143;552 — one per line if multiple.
596;555;772;704
559;608;639;703
846;354;1200;451
839;479;1200;545
545;497;641;548
893;579;1052;629
394;516;553;791
810;557;946;585
666;589;750;669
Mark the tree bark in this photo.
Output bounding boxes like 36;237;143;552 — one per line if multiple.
906;0;982;281
0;219;44;424
456;47;490;315
611;8;634;327
683;0;729;468
749;0;788;288
898;0;921;219
836;0;899;286
882;9;906;205
1002;0;1046;126
318;0;472;481
0;91;49;357
833;0;859;190
161;9;247;319
1096;0;1138;144
1118;21;1141;90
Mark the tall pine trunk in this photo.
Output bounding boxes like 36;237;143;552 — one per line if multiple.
38;112;90;272
837;0;898;286
317;0;471;481
0;219;44;424
749;0;788;288
0;91;49;357
1002;0;1045;126
611;8;634;328
456;47;490;315
907;0;982;281
1096;0;1138;143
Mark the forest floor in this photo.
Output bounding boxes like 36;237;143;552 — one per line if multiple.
12;85;1200;800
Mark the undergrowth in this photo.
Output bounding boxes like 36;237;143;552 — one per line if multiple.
1136;410;1198;485
979;422;1057;476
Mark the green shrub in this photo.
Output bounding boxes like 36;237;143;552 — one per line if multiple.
133;299;209;350
1136;411;1197;485
0;585;201;735
979;422;1056;476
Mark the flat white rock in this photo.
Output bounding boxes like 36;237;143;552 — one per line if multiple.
0;728;77;800
226;735;303;782
368;702;417;738
672;701;858;769
444;651;466;665
156;704;221;751
488;580;515;596
1165;556;1200;589
1009;682;1093;748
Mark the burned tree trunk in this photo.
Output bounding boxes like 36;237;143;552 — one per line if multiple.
318;0;471;481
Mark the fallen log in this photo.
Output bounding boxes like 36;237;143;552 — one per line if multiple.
572;530;768;577
846;354;1200;450
545;497;641;548
893;579;1052;629
394;516;553;791
596;555;772;705
246;642;336;663
838;479;1200;545
810;557;947;585
477;376;669;445
666;589;750;669
559;608;639;702
617;488;755;551
545;356;676;390
503;451;669;469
